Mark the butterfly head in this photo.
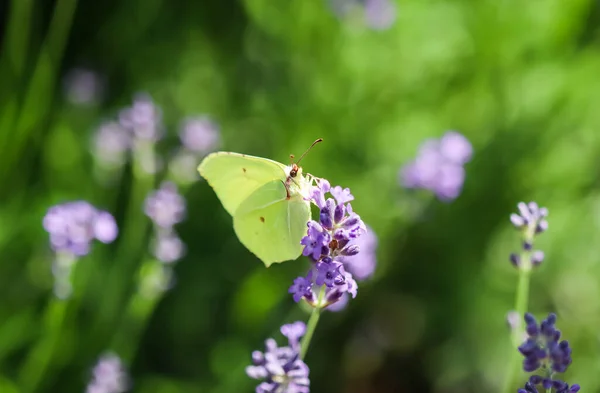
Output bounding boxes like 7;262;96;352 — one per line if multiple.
289;163;300;178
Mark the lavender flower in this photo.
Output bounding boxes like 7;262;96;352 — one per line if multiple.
152;230;186;263
510;202;549;235
517;313;579;393
119;93;163;141
327;0;397;30
92;121;131;167
85;353;129;393
144;182;186;229
43;201;118;256
179;116;220;154
289;274;315;304
364;0;397;30
400;131;472;201
246;322;310;393
509;202;548;270
289;179;365;308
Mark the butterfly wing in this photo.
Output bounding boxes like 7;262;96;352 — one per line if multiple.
198;152;287;216
233;180;311;266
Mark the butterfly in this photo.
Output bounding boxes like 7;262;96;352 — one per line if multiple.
198;139;322;266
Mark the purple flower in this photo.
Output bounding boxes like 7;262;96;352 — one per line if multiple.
338;224;378;281
509;202;548;269
144;182;186;229
439;131;473;165
246;322;310;393
510;202;549;234
518;313;577;392
330;186;354;205
179;116;220;154
364;0;397;30
315;258;344;287
300;221;330;261
92;122;131;167
400;131;472;202
309;179;330;209
152;230;186;263
85;353;129;393
119;93;163;141
288;276;314;303
280;322;306;351
43;201;118;256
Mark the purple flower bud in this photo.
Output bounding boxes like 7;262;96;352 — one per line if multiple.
92;122;131;167
280;321;306;351
251;351;265;365
319;199;336;229
334;203;345;223
144;182;186;228
511;213;526;228
85;353;129;393
119;93;163;141
529;375;543;385
531;250;544;265
178;116;220;154
510;253;521;267
152;231;186;263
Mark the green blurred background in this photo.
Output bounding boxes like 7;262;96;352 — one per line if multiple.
1;0;600;392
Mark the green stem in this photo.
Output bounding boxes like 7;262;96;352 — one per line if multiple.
299;287;325;360
503;253;532;393
110;261;168;363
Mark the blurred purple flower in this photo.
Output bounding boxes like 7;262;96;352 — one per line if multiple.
92;122;131;167
439;131;473;165
63;68;105;106
152;230;186;263
119;93;163;141
85;353;129;393
338;224;378;281
179;116;220;154
327;0;397;30
43;201;118;256
364;0;397;30
144;182;186;229
400;131;473;201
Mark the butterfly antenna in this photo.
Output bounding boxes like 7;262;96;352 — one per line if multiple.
295;138;323;165
289;154;295;164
